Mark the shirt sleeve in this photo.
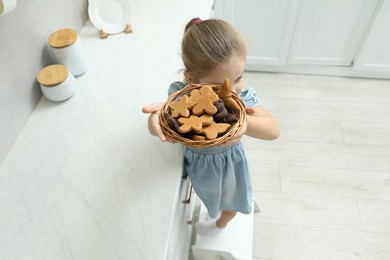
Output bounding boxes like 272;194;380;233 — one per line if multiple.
238;87;261;107
168;81;186;96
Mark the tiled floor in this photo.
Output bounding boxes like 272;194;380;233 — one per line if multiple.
242;71;390;260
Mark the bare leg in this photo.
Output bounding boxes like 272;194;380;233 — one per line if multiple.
216;210;237;228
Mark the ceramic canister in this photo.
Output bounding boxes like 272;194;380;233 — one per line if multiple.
37;64;77;101
0;0;17;16
48;28;89;76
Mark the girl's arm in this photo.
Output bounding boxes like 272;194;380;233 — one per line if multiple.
142;102;167;142
220;106;279;145
245;106;280;140
142;102;279;144
142;102;176;143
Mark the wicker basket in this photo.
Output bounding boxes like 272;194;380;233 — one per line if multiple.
159;83;246;148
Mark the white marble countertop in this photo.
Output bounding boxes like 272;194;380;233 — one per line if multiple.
0;1;211;259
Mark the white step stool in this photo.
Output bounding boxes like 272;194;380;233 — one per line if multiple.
192;199;260;260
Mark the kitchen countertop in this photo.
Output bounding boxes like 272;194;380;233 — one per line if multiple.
0;0;212;259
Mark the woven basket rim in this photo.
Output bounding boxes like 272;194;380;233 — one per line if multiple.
160;83;246;148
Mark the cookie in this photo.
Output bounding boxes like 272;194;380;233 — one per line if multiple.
169;95;196;118
195;121;231;140
190;134;206;141
177;114;214;133
189;85;219;116
213;99;228;122
165;113;180;133
217;79;240;111
214;99;239;124
222;113;238;124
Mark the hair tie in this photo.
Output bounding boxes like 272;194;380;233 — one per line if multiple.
193;18;202;25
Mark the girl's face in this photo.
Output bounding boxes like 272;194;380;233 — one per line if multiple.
198;53;245;93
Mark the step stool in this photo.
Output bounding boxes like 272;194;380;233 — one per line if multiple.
192;199;260;260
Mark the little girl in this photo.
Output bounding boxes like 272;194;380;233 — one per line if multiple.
142;18;280;236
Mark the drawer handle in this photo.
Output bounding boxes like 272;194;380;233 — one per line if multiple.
182;182;193;204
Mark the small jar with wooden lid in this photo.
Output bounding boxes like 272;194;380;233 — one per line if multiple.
37;64;77;101
48;28;89;76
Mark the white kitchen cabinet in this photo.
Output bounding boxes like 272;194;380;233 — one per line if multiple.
288;0;379;66
214;0;390;79
214;0;300;66
354;0;390;73
164;175;196;260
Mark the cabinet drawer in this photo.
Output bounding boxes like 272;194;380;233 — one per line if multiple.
164;176;196;260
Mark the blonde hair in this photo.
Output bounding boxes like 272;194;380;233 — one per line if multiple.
182;18;247;82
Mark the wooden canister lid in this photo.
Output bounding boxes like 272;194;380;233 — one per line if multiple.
48;28;78;48
37;64;69;87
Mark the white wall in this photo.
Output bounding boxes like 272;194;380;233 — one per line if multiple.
0;0;88;165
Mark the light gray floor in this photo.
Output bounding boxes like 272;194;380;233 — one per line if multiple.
243;72;390;260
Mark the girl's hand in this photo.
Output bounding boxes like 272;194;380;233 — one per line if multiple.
142;103;177;143
245;106;256;115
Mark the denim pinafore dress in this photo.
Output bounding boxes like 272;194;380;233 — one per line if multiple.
168;82;260;218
